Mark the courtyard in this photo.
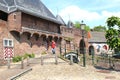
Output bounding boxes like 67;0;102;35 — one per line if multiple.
0;56;120;80
14;58;120;80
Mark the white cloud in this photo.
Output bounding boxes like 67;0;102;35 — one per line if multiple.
59;5;120;26
59;5;101;22
102;11;120;18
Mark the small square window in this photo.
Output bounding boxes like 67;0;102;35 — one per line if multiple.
3;39;13;47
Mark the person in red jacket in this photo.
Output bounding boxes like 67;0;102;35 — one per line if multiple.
51;40;56;54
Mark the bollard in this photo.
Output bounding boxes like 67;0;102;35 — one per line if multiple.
21;57;24;69
55;53;58;65
7;57;10;69
64;44;66;56
108;55;113;69
41;56;43;65
60;45;62;55
70;55;73;65
91;50;94;65
27;57;29;66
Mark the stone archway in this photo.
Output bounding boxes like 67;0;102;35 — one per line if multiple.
89;45;94;55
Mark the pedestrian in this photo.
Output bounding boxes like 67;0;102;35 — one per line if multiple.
51;40;56;54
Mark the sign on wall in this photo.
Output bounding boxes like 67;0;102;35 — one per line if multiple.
3;39;14;59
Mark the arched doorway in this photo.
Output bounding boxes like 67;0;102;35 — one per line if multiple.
79;39;86;54
89;45;94;55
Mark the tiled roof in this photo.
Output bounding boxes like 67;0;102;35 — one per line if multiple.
0;0;61;24
88;31;107;43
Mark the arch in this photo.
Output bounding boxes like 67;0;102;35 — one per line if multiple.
22;32;31;40
10;30;20;41
79;39;86;54
54;36;58;42
41;34;47;42
89;45;94;55
48;35;53;42
58;37;62;42
32;33;39;41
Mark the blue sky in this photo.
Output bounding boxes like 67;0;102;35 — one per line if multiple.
41;0;120;28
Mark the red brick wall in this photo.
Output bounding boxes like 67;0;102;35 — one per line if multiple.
0;11;61;61
8;12;22;32
0;20;8;59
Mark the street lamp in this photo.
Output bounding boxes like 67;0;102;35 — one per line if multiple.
80;20;86;67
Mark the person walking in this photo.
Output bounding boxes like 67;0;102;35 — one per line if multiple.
51;40;56;54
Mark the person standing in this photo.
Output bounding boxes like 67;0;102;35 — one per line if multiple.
51;40;56;54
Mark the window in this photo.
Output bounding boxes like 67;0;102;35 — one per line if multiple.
3;39;13;47
13;14;16;19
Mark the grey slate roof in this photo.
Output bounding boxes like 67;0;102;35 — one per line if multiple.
56;15;66;25
88;31;107;43
0;0;61;24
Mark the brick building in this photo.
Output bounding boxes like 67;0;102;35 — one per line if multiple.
57;15;89;54
0;0;63;61
0;0;89;64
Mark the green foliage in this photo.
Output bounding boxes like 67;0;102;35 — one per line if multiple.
74;21;80;28
93;25;106;32
74;21;90;31
12;56;22;62
25;53;35;58
106;16;120;52
106;16;120;28
85;25;90;31
12;53;35;63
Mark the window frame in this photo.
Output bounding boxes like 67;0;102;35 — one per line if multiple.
3;39;14;47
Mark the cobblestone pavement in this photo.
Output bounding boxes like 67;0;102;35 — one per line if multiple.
16;58;120;80
0;54;120;80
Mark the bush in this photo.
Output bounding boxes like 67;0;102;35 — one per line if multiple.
27;53;35;58
12;53;35;63
12;56;22;62
23;53;29;59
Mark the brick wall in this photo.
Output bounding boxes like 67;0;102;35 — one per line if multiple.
0;20;8;59
8;12;22;31
22;13;60;33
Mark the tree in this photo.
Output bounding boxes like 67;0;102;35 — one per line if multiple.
105;16;120;53
74;21;90;31
93;25;106;32
74;21;81;28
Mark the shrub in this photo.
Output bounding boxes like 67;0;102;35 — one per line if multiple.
12;56;22;62
28;53;35;58
12;53;35;63
23;53;29;59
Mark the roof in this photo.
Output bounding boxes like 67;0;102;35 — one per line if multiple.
88;31;107;43
67;20;73;28
56;15;66;25
0;0;61;24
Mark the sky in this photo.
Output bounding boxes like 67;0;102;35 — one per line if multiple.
41;0;120;28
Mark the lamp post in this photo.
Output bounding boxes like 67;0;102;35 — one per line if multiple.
81;20;86;67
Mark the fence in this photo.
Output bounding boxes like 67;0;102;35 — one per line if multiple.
95;54;120;70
